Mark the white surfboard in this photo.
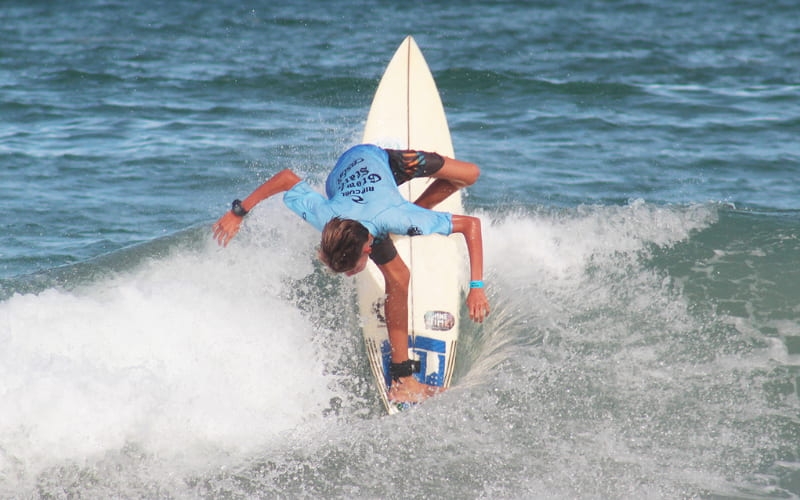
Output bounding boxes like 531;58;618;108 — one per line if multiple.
357;36;465;414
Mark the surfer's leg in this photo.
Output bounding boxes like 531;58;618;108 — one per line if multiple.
385;148;480;209
376;253;442;404
412;157;480;209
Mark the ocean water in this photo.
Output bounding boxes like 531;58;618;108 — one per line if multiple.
1;0;799;498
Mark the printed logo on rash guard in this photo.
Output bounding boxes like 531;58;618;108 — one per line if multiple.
335;156;382;203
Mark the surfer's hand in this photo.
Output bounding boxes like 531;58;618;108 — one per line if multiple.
212;211;243;247
467;288;489;323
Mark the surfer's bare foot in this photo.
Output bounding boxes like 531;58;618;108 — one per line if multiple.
388;376;442;404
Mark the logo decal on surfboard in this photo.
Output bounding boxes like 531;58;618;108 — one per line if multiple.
424;311;455;331
380;336;447;387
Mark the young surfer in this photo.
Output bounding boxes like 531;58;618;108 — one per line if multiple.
212;144;490;403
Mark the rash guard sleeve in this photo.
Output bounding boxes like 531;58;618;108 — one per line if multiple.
376;203;453;237
282;181;334;232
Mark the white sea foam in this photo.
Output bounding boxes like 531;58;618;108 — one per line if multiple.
0;206;334;486
3;200;797;499
484;200;717;285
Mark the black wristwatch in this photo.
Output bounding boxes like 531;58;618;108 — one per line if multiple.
231;199;248;217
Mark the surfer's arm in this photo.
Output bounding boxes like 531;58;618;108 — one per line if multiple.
212;169;302;247
451;214;490;323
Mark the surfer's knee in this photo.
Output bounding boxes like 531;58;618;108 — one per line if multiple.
462;160;480;187
441;157;480;188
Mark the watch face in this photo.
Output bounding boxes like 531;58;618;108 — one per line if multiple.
232;200;247;216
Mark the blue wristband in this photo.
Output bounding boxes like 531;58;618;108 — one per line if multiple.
469;280;484;289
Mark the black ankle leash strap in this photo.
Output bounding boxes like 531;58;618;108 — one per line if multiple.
389;360;421;381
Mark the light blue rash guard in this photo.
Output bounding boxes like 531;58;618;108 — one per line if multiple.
282;144;453;239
